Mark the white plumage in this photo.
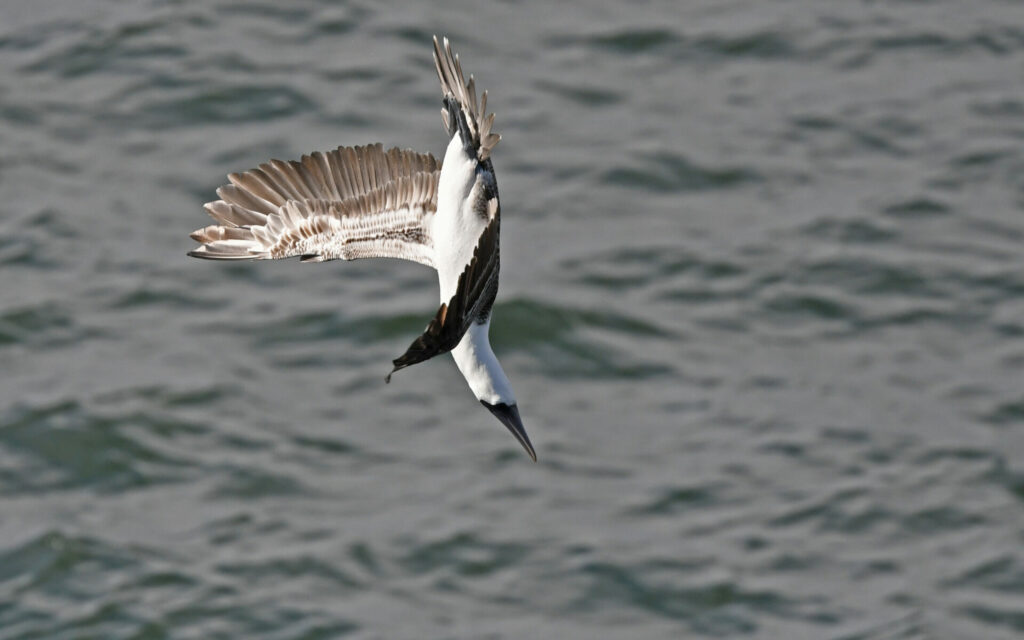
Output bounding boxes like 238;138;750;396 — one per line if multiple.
189;36;535;461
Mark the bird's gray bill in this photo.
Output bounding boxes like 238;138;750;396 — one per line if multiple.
481;401;537;462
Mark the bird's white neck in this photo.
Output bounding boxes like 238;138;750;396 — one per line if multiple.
451;320;515;406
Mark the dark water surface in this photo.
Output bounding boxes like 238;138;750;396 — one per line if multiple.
2;1;1024;638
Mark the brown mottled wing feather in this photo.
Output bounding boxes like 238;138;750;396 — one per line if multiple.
189;143;440;267
386;216;500;381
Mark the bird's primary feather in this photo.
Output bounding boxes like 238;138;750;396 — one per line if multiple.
189;144;440;266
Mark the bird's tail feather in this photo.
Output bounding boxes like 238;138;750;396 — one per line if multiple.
433;36;500;161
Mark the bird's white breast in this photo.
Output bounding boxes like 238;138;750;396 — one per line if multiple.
433;136;489;302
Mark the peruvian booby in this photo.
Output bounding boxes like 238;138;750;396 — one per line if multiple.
188;37;536;461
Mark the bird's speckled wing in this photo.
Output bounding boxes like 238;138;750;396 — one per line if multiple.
189;143;440;267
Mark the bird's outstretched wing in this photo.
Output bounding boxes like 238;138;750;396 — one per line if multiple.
189;143;440;267
386;213;499;381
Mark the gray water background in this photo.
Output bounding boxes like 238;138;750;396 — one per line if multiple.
2;1;1024;638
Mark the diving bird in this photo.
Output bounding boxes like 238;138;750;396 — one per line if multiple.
188;37;536;461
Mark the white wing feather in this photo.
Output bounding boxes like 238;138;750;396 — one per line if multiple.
189;143;441;267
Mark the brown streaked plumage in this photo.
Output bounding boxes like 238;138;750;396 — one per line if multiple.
189;144;440;266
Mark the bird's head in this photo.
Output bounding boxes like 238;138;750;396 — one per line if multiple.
455;322;536;462
480;400;536;462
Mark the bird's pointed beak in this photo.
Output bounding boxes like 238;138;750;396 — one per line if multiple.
481;401;537;462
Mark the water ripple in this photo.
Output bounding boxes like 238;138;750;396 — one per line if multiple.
113;83;316;129
570;559;814;633
3;1;1024;637
0;303;86;349
604;151;761;193
20;21;186;79
398;532;528;579
0;529;160;635
0;399;200;494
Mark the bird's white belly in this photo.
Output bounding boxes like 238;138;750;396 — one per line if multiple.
433;136;487;302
